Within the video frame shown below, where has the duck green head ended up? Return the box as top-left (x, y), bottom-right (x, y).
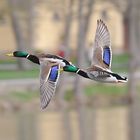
top-left (63, 65), bottom-right (89, 79)
top-left (6, 51), bottom-right (29, 58)
top-left (63, 65), bottom-right (79, 73)
top-left (6, 51), bottom-right (40, 64)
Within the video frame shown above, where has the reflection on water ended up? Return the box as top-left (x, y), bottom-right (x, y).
top-left (0, 107), bottom-right (129, 140)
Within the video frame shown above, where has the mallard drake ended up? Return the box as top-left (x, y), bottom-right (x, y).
top-left (6, 51), bottom-right (73, 109)
top-left (63, 19), bottom-right (128, 83)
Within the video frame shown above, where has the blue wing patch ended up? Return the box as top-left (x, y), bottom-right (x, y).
top-left (103, 46), bottom-right (111, 66)
top-left (48, 65), bottom-right (59, 82)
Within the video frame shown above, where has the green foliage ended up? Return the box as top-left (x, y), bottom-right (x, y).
top-left (84, 84), bottom-right (127, 96)
top-left (10, 91), bottom-right (38, 102)
top-left (64, 89), bottom-right (74, 101)
top-left (64, 84), bottom-right (127, 102)
top-left (0, 69), bottom-right (39, 79)
top-left (113, 53), bottom-right (129, 64)
top-left (0, 59), bottom-right (16, 64)
top-left (112, 53), bottom-right (129, 72)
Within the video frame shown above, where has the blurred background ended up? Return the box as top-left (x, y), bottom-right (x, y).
top-left (0, 0), bottom-right (140, 140)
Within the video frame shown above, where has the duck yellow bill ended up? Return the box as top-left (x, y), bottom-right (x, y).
top-left (6, 53), bottom-right (13, 57)
top-left (58, 68), bottom-right (63, 73)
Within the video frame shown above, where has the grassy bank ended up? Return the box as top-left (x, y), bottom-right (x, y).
top-left (0, 69), bottom-right (39, 79)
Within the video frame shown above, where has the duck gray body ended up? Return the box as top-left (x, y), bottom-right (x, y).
top-left (85, 66), bottom-right (126, 83)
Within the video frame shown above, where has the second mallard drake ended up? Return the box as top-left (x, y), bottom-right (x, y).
top-left (63, 19), bottom-right (128, 83)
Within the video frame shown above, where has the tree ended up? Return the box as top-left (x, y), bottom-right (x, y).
top-left (104, 0), bottom-right (140, 139)
top-left (57, 1), bottom-right (74, 140)
top-left (74, 0), bottom-right (94, 140)
top-left (7, 0), bottom-right (27, 69)
top-left (127, 0), bottom-right (140, 139)
top-left (7, 0), bottom-right (37, 69)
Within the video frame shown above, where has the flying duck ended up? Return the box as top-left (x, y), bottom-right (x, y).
top-left (6, 51), bottom-right (73, 109)
top-left (63, 19), bottom-right (128, 83)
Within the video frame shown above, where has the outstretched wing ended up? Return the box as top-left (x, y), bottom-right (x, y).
top-left (91, 19), bottom-right (112, 69)
top-left (40, 62), bottom-right (60, 109)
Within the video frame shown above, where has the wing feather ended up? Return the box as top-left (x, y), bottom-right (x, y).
top-left (40, 63), bottom-right (60, 109)
top-left (92, 19), bottom-right (112, 69)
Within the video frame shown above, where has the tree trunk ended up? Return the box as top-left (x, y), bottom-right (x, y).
top-left (26, 0), bottom-right (37, 52)
top-left (57, 1), bottom-right (74, 140)
top-left (74, 0), bottom-right (94, 140)
top-left (8, 0), bottom-right (27, 70)
top-left (128, 0), bottom-right (140, 139)
top-left (123, 16), bottom-right (129, 51)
